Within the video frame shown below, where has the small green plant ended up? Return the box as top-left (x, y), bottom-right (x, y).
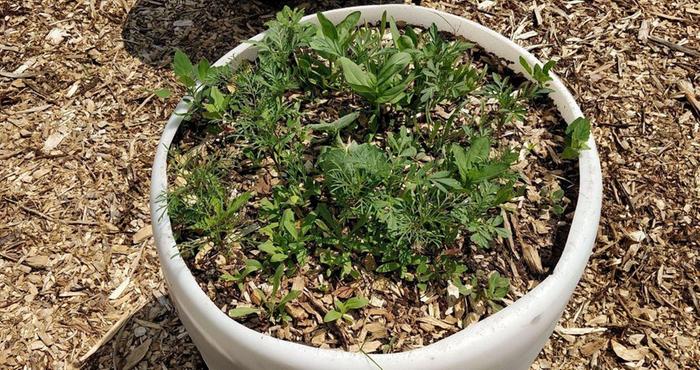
top-left (518, 56), bottom-right (556, 98)
top-left (221, 259), bottom-right (262, 291)
top-left (164, 152), bottom-right (251, 255)
top-left (310, 11), bottom-right (361, 61)
top-left (339, 52), bottom-right (413, 104)
top-left (228, 265), bottom-right (301, 323)
top-left (484, 271), bottom-right (510, 311)
top-left (323, 296), bottom-right (369, 323)
top-left (562, 117), bottom-right (591, 159)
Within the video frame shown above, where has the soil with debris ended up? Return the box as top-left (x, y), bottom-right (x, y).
top-left (0, 0), bottom-right (697, 369)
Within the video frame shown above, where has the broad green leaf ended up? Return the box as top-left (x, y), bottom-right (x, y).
top-left (258, 240), bottom-right (277, 255)
top-left (376, 262), bottom-right (400, 272)
top-left (396, 35), bottom-right (414, 50)
top-left (563, 117), bottom-right (591, 159)
top-left (210, 86), bottom-right (226, 111)
top-left (339, 57), bottom-right (375, 88)
top-left (323, 310), bottom-right (343, 323)
top-left (309, 38), bottom-right (340, 58)
top-left (228, 192), bottom-right (251, 212)
top-left (154, 88), bottom-right (171, 99)
top-left (173, 49), bottom-right (193, 78)
top-left (487, 271), bottom-right (510, 300)
top-left (220, 273), bottom-right (237, 282)
top-left (281, 208), bottom-right (298, 239)
top-left (228, 306), bottom-right (260, 318)
top-left (337, 11), bottom-right (361, 33)
top-left (196, 58), bottom-right (211, 81)
top-left (542, 60), bottom-right (556, 76)
top-left (278, 290), bottom-right (301, 306)
top-left (316, 12), bottom-right (338, 40)
top-left (378, 52), bottom-right (411, 85)
top-left (245, 259), bottom-right (263, 270)
top-left (308, 112), bottom-right (360, 133)
top-left (465, 137), bottom-right (490, 166)
top-left (344, 297), bottom-right (369, 310)
top-left (432, 177), bottom-right (462, 190)
top-left (271, 253), bottom-right (288, 262)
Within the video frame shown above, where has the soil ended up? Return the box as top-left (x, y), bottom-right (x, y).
top-left (169, 36), bottom-right (579, 353)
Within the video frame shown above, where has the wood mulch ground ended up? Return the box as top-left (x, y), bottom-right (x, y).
top-left (0, 0), bottom-right (697, 369)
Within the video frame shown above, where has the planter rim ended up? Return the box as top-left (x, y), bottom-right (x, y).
top-left (150, 4), bottom-right (602, 369)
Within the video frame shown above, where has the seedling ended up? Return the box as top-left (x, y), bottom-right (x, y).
top-left (323, 296), bottom-right (369, 323)
top-left (562, 117), bottom-right (591, 159)
top-left (484, 271), bottom-right (510, 311)
top-left (228, 265), bottom-right (301, 323)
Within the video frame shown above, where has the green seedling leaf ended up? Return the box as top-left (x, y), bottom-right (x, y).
top-left (281, 208), bottom-right (298, 239)
top-left (339, 57), bottom-right (375, 89)
top-left (378, 52), bottom-right (411, 85)
top-left (376, 262), bottom-right (401, 272)
top-left (308, 112), bottom-right (360, 133)
top-left (173, 49), bottom-right (195, 86)
top-left (259, 240), bottom-right (278, 255)
top-left (229, 306), bottom-right (260, 318)
top-left (388, 16), bottom-right (401, 49)
top-left (486, 271), bottom-right (510, 300)
top-left (562, 117), bottom-right (591, 159)
top-left (519, 56), bottom-right (532, 75)
top-left (278, 290), bottom-right (301, 306)
top-left (344, 297), bottom-right (369, 310)
top-left (336, 11), bottom-right (361, 33)
top-left (316, 12), bottom-right (338, 40)
top-left (323, 310), bottom-right (343, 323)
top-left (154, 88), bottom-right (171, 99)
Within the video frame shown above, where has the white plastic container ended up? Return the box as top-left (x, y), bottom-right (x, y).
top-left (150, 4), bottom-right (602, 370)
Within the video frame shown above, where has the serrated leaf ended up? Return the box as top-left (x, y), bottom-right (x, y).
top-left (173, 49), bottom-right (194, 85)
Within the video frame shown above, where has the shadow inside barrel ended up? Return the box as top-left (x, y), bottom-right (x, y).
top-left (121, 0), bottom-right (404, 67)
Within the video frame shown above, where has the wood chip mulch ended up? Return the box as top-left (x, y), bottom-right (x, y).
top-left (0, 0), bottom-right (697, 369)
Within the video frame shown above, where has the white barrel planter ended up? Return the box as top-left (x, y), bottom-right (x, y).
top-left (150, 4), bottom-right (602, 370)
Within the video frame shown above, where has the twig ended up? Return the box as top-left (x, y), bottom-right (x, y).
top-left (510, 214), bottom-right (543, 273)
top-left (677, 80), bottom-right (700, 116)
top-left (3, 197), bottom-right (101, 227)
top-left (0, 70), bottom-right (35, 79)
top-left (76, 299), bottom-right (148, 363)
top-left (648, 35), bottom-right (700, 58)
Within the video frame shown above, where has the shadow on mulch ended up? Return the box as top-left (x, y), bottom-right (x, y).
top-left (121, 0), bottom-right (405, 67)
top-left (83, 296), bottom-right (207, 369)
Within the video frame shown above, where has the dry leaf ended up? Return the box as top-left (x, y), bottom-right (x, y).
top-left (611, 340), bottom-right (647, 361)
top-left (122, 338), bottom-right (151, 370)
